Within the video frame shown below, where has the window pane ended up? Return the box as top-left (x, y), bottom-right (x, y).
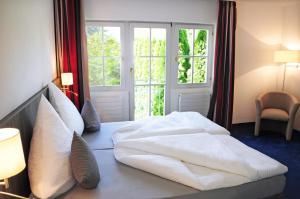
top-left (151, 86), bottom-right (165, 116)
top-left (135, 86), bottom-right (150, 120)
top-left (87, 25), bottom-right (122, 87)
top-left (88, 57), bottom-right (103, 86)
top-left (134, 28), bottom-right (150, 56)
top-left (193, 57), bottom-right (207, 83)
top-left (151, 57), bottom-right (165, 84)
top-left (134, 57), bottom-right (150, 85)
top-left (86, 26), bottom-right (103, 56)
top-left (104, 57), bottom-right (120, 86)
top-left (178, 57), bottom-right (192, 84)
top-left (103, 27), bottom-right (121, 56)
top-left (178, 29), bottom-right (193, 56)
top-left (194, 29), bottom-right (208, 56)
top-left (151, 28), bottom-right (166, 56)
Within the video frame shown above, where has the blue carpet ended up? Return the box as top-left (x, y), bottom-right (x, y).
top-left (231, 124), bottom-right (300, 199)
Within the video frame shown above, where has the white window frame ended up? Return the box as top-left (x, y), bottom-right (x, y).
top-left (86, 21), bottom-right (126, 92)
top-left (85, 21), bottom-right (215, 121)
top-left (129, 22), bottom-right (171, 120)
top-left (171, 23), bottom-right (214, 89)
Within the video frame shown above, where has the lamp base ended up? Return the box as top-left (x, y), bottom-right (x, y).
top-left (0, 179), bottom-right (9, 189)
top-left (60, 86), bottom-right (78, 96)
top-left (0, 191), bottom-right (28, 199)
top-left (0, 179), bottom-right (28, 199)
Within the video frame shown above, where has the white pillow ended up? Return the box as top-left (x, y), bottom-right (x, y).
top-left (29, 95), bottom-right (75, 198)
top-left (48, 82), bottom-right (84, 135)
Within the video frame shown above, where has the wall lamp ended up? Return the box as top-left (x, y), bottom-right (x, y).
top-left (61, 73), bottom-right (78, 96)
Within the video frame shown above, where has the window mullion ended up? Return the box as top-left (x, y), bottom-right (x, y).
top-left (102, 27), bottom-right (105, 86)
top-left (149, 28), bottom-right (152, 116)
top-left (191, 29), bottom-right (195, 84)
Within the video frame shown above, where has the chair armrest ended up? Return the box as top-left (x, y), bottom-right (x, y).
top-left (289, 101), bottom-right (300, 117)
top-left (288, 97), bottom-right (300, 117)
top-left (255, 93), bottom-right (265, 114)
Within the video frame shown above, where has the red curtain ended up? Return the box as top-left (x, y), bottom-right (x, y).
top-left (53, 0), bottom-right (89, 109)
top-left (207, 0), bottom-right (237, 130)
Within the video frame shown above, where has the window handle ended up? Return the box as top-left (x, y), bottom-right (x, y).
top-left (130, 67), bottom-right (134, 73)
top-left (175, 56), bottom-right (179, 63)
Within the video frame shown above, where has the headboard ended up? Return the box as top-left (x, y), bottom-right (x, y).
top-left (0, 87), bottom-right (48, 197)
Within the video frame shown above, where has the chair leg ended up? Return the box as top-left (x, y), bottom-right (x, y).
top-left (285, 120), bottom-right (294, 141)
top-left (254, 117), bottom-right (261, 136)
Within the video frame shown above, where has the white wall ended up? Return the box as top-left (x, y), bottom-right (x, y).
top-left (85, 0), bottom-right (217, 24)
top-left (0, 0), bottom-right (56, 120)
top-left (233, 0), bottom-right (300, 131)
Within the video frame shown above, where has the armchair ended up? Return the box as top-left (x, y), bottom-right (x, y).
top-left (255, 91), bottom-right (300, 141)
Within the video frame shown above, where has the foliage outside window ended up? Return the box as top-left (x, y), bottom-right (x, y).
top-left (86, 26), bottom-right (121, 86)
top-left (178, 28), bottom-right (208, 84)
top-left (134, 28), bottom-right (166, 119)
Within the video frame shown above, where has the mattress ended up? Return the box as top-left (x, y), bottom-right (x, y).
top-left (64, 121), bottom-right (286, 199)
top-left (60, 150), bottom-right (285, 199)
top-left (82, 121), bottom-right (129, 150)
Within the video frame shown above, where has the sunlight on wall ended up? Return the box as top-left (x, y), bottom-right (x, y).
top-left (282, 2), bottom-right (300, 51)
top-left (233, 65), bottom-right (279, 123)
top-left (236, 1), bottom-right (283, 46)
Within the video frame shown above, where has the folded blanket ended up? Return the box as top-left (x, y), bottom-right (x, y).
top-left (113, 112), bottom-right (288, 190)
top-left (112, 112), bottom-right (230, 143)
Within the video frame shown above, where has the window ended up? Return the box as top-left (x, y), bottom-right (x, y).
top-left (174, 25), bottom-right (212, 86)
top-left (86, 22), bottom-right (213, 121)
top-left (132, 25), bottom-right (167, 119)
top-left (86, 23), bottom-right (122, 87)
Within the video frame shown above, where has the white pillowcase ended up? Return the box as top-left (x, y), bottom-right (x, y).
top-left (48, 82), bottom-right (84, 135)
top-left (29, 95), bottom-right (75, 198)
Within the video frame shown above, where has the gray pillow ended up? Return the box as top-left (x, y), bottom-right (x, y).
top-left (81, 100), bottom-right (101, 132)
top-left (70, 132), bottom-right (100, 189)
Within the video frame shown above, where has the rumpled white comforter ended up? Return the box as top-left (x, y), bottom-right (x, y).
top-left (112, 112), bottom-right (288, 190)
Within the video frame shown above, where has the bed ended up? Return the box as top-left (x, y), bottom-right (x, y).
top-left (0, 87), bottom-right (286, 199)
top-left (61, 122), bottom-right (286, 199)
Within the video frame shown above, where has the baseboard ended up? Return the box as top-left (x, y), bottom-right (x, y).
top-left (232, 122), bottom-right (300, 134)
top-left (232, 122), bottom-right (254, 127)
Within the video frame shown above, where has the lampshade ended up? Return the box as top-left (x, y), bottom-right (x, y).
top-left (0, 128), bottom-right (26, 180)
top-left (274, 50), bottom-right (300, 63)
top-left (61, 73), bottom-right (74, 86)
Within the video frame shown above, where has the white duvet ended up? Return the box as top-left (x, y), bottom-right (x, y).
top-left (112, 112), bottom-right (287, 190)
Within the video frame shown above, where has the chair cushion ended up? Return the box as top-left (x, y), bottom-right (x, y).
top-left (261, 108), bottom-right (289, 121)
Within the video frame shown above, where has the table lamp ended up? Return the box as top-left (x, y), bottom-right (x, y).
top-left (0, 128), bottom-right (28, 199)
top-left (274, 50), bottom-right (300, 90)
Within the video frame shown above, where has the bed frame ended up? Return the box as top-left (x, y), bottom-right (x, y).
top-left (0, 86), bottom-right (286, 199)
top-left (0, 87), bottom-right (48, 197)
